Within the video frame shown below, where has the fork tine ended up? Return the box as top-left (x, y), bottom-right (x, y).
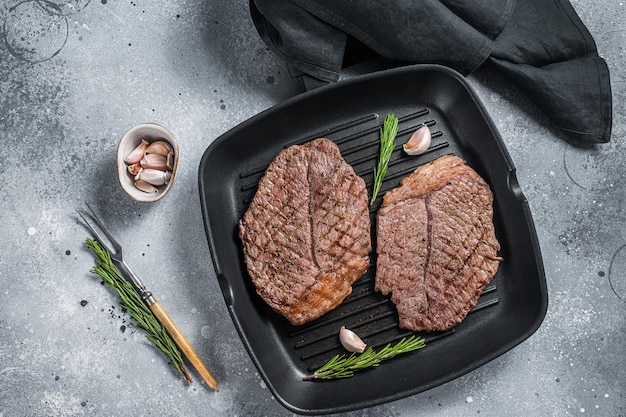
top-left (77, 209), bottom-right (111, 251)
top-left (82, 203), bottom-right (122, 255)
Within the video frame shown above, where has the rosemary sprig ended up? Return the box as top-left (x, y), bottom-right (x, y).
top-left (84, 238), bottom-right (191, 382)
top-left (302, 335), bottom-right (426, 380)
top-left (371, 113), bottom-right (399, 205)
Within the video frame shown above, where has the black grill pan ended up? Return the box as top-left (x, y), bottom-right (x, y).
top-left (198, 64), bottom-right (547, 415)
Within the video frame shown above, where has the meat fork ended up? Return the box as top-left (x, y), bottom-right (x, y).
top-left (78, 204), bottom-right (218, 389)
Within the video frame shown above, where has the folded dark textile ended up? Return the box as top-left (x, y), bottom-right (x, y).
top-left (250, 0), bottom-right (612, 143)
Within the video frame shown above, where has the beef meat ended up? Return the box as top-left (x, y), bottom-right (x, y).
top-left (375, 155), bottom-right (502, 332)
top-left (239, 138), bottom-right (371, 325)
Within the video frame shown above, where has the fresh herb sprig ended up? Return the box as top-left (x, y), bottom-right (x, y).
top-left (371, 113), bottom-right (399, 205)
top-left (85, 238), bottom-right (191, 382)
top-left (302, 335), bottom-right (425, 380)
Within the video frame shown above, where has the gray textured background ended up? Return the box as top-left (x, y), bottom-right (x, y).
top-left (0, 0), bottom-right (624, 416)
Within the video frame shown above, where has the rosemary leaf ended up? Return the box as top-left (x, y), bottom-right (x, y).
top-left (85, 238), bottom-right (189, 382)
top-left (371, 113), bottom-right (399, 205)
top-left (302, 335), bottom-right (426, 381)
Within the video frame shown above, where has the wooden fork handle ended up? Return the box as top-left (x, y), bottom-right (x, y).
top-left (149, 301), bottom-right (218, 389)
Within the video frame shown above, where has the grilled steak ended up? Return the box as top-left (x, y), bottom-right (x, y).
top-left (375, 155), bottom-right (502, 332)
top-left (239, 138), bottom-right (371, 325)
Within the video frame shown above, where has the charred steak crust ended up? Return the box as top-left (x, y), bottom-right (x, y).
top-left (375, 155), bottom-right (502, 332)
top-left (239, 138), bottom-right (371, 325)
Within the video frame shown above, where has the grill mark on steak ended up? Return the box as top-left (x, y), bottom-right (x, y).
top-left (375, 155), bottom-right (502, 332)
top-left (423, 194), bottom-right (433, 318)
top-left (307, 161), bottom-right (322, 274)
top-left (239, 138), bottom-right (371, 326)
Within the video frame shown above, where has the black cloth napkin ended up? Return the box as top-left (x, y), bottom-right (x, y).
top-left (250, 0), bottom-right (612, 143)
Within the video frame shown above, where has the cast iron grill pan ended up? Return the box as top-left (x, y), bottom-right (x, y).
top-left (199, 65), bottom-right (547, 415)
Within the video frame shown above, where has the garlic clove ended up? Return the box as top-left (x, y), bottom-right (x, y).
top-left (403, 124), bottom-right (432, 156)
top-left (127, 163), bottom-right (141, 176)
top-left (134, 179), bottom-right (159, 194)
top-left (135, 168), bottom-right (171, 186)
top-left (166, 151), bottom-right (174, 170)
top-left (124, 139), bottom-right (149, 164)
top-left (339, 326), bottom-right (367, 353)
top-left (145, 140), bottom-right (173, 157)
top-left (140, 153), bottom-right (171, 171)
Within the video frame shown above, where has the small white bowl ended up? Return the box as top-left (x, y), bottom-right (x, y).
top-left (117, 123), bottom-right (179, 202)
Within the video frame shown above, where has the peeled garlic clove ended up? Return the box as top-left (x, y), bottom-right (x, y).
top-left (140, 153), bottom-right (171, 171)
top-left (145, 140), bottom-right (173, 156)
top-left (403, 124), bottom-right (431, 156)
top-left (127, 163), bottom-right (141, 176)
top-left (135, 168), bottom-right (171, 186)
top-left (339, 326), bottom-right (367, 353)
top-left (124, 139), bottom-right (149, 164)
top-left (134, 179), bottom-right (159, 194)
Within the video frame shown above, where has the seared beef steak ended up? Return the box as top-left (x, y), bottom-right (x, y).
top-left (239, 138), bottom-right (371, 325)
top-left (375, 155), bottom-right (502, 332)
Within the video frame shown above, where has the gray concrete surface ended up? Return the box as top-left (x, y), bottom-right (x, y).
top-left (0, 0), bottom-right (624, 416)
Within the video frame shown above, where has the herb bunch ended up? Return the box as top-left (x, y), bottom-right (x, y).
top-left (371, 113), bottom-right (399, 205)
top-left (85, 238), bottom-right (190, 382)
top-left (302, 335), bottom-right (426, 380)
